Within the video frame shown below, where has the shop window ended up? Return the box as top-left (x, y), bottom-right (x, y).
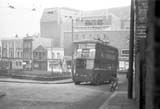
top-left (16, 61), bottom-right (18, 66)
top-left (19, 62), bottom-right (22, 66)
top-left (57, 53), bottom-right (61, 59)
top-left (52, 52), bottom-right (55, 59)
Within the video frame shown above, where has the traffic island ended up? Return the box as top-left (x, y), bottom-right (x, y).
top-left (0, 92), bottom-right (6, 97)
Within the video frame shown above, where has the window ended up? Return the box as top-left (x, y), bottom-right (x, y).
top-left (57, 53), bottom-right (61, 59)
top-left (76, 59), bottom-right (86, 69)
top-left (17, 52), bottom-right (19, 58)
top-left (97, 20), bottom-right (103, 25)
top-left (47, 11), bottom-right (54, 14)
top-left (52, 52), bottom-right (55, 59)
top-left (16, 61), bottom-right (18, 66)
top-left (82, 34), bottom-right (85, 39)
top-left (19, 62), bottom-right (22, 66)
top-left (121, 49), bottom-right (129, 55)
top-left (75, 34), bottom-right (79, 40)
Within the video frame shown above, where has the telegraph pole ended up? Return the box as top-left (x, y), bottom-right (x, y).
top-left (128, 0), bottom-right (135, 99)
top-left (71, 18), bottom-right (74, 80)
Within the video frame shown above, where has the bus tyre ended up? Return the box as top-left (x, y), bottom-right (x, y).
top-left (74, 81), bottom-right (80, 85)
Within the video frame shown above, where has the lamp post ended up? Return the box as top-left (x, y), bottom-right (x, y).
top-left (65, 16), bottom-right (74, 79)
top-left (128, 0), bottom-right (135, 99)
top-left (71, 18), bottom-right (74, 80)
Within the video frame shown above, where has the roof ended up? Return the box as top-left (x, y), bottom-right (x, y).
top-left (33, 37), bottom-right (53, 49)
top-left (33, 45), bottom-right (47, 52)
top-left (73, 39), bottom-right (116, 49)
top-left (108, 6), bottom-right (130, 20)
top-left (74, 39), bottom-right (103, 43)
top-left (40, 8), bottom-right (59, 22)
top-left (81, 9), bottom-right (108, 18)
top-left (1, 37), bottom-right (23, 40)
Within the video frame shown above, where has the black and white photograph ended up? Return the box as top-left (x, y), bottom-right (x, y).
top-left (0, 0), bottom-right (158, 109)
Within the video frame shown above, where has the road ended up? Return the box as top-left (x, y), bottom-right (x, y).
top-left (0, 82), bottom-right (112, 109)
top-left (0, 73), bottom-right (127, 109)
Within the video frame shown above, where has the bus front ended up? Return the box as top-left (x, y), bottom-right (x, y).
top-left (73, 42), bottom-right (96, 84)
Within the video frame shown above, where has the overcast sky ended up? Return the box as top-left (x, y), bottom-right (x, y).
top-left (0, 0), bottom-right (131, 38)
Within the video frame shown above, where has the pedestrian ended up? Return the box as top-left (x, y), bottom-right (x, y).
top-left (110, 76), bottom-right (119, 92)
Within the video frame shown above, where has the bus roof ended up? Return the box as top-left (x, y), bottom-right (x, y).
top-left (73, 39), bottom-right (118, 51)
top-left (73, 39), bottom-right (104, 44)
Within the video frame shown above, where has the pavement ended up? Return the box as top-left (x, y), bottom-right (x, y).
top-left (99, 91), bottom-right (137, 109)
top-left (99, 73), bottom-right (137, 109)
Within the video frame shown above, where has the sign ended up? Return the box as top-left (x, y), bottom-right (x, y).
top-left (81, 49), bottom-right (89, 57)
top-left (22, 62), bottom-right (26, 65)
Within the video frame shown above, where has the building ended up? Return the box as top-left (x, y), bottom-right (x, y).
top-left (47, 47), bottom-right (64, 72)
top-left (23, 35), bottom-right (53, 71)
top-left (33, 45), bottom-right (47, 71)
top-left (0, 41), bottom-right (2, 59)
top-left (40, 6), bottom-right (130, 49)
top-left (23, 36), bottom-right (33, 70)
top-left (40, 7), bottom-right (80, 48)
top-left (1, 37), bottom-right (23, 70)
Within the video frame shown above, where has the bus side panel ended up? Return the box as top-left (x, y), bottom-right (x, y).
top-left (93, 70), bottom-right (116, 82)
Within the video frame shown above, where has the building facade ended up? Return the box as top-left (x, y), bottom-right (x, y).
top-left (23, 37), bottom-right (33, 70)
top-left (40, 7), bottom-right (80, 48)
top-left (47, 48), bottom-right (64, 72)
top-left (33, 45), bottom-right (47, 71)
top-left (1, 37), bottom-right (23, 70)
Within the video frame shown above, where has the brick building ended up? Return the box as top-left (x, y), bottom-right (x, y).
top-left (134, 0), bottom-right (160, 109)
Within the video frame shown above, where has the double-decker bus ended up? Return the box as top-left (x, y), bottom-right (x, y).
top-left (73, 40), bottom-right (119, 85)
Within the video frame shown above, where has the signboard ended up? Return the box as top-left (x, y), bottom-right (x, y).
top-left (78, 43), bottom-right (95, 49)
top-left (81, 49), bottom-right (90, 57)
top-left (86, 60), bottom-right (94, 69)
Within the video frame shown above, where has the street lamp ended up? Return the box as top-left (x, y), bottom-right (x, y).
top-left (128, 0), bottom-right (135, 99)
top-left (65, 16), bottom-right (74, 79)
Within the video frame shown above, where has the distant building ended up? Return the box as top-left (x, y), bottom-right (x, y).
top-left (40, 7), bottom-right (80, 48)
top-left (1, 37), bottom-right (23, 70)
top-left (23, 36), bottom-right (33, 70)
top-left (0, 41), bottom-right (2, 59)
top-left (23, 35), bottom-right (53, 71)
top-left (47, 47), bottom-right (65, 72)
top-left (33, 45), bottom-right (47, 71)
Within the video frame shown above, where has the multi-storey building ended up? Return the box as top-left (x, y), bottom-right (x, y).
top-left (40, 7), bottom-right (80, 48)
top-left (1, 37), bottom-right (23, 70)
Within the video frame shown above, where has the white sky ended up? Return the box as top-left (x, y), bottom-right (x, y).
top-left (0, 0), bottom-right (131, 38)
